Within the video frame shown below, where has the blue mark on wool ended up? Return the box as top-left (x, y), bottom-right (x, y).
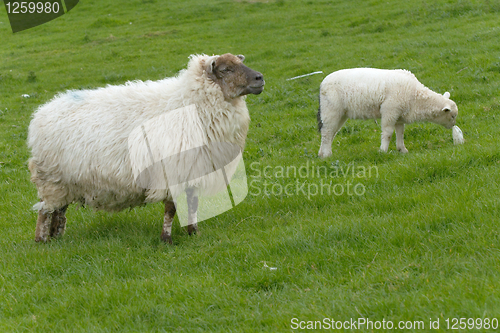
top-left (67, 90), bottom-right (86, 102)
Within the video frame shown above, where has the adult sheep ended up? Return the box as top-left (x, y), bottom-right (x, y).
top-left (317, 68), bottom-right (458, 157)
top-left (28, 53), bottom-right (264, 243)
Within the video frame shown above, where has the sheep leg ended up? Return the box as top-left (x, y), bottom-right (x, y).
top-left (161, 200), bottom-right (176, 244)
top-left (380, 119), bottom-right (394, 153)
top-left (35, 210), bottom-right (52, 242)
top-left (186, 188), bottom-right (199, 235)
top-left (395, 122), bottom-right (408, 153)
top-left (379, 99), bottom-right (404, 153)
top-left (49, 205), bottom-right (68, 238)
top-left (318, 114), bottom-right (348, 158)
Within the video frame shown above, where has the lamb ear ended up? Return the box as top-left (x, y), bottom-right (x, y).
top-left (443, 92), bottom-right (450, 99)
top-left (237, 54), bottom-right (245, 61)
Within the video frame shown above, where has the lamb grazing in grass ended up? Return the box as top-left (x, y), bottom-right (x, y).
top-left (317, 68), bottom-right (458, 157)
top-left (28, 53), bottom-right (264, 243)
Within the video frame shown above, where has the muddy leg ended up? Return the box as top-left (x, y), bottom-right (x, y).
top-left (161, 200), bottom-right (176, 244)
top-left (186, 188), bottom-right (199, 235)
top-left (35, 210), bottom-right (52, 242)
top-left (50, 205), bottom-right (68, 238)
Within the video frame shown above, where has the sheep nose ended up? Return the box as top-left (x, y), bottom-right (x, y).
top-left (255, 72), bottom-right (264, 81)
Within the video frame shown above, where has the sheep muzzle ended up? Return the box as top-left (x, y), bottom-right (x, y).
top-left (209, 53), bottom-right (265, 98)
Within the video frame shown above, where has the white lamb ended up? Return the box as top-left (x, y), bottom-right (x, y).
top-left (28, 53), bottom-right (265, 243)
top-left (317, 68), bottom-right (458, 157)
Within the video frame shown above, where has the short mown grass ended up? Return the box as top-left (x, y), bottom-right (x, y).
top-left (1, 0), bottom-right (500, 331)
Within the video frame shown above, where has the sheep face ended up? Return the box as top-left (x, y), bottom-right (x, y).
top-left (207, 53), bottom-right (265, 99)
top-left (432, 94), bottom-right (458, 129)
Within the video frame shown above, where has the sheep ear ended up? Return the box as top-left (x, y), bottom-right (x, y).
top-left (442, 107), bottom-right (451, 112)
top-left (443, 92), bottom-right (450, 99)
top-left (205, 56), bottom-right (218, 74)
top-left (237, 54), bottom-right (245, 61)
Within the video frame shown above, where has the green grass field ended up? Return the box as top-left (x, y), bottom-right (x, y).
top-left (1, 0), bottom-right (500, 331)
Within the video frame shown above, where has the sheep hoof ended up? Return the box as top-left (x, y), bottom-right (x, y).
top-left (161, 233), bottom-right (173, 244)
top-left (318, 150), bottom-right (332, 158)
top-left (35, 236), bottom-right (49, 243)
top-left (398, 147), bottom-right (409, 153)
top-left (187, 224), bottom-right (199, 236)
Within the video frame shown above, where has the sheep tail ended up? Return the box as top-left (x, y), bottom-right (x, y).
top-left (317, 92), bottom-right (323, 132)
top-left (32, 201), bottom-right (45, 211)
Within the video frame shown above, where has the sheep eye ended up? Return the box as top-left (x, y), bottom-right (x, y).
top-left (221, 67), bottom-right (233, 73)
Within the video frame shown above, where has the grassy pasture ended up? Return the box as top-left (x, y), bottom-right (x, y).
top-left (1, 0), bottom-right (500, 331)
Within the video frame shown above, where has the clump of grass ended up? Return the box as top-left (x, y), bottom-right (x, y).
top-left (90, 17), bottom-right (128, 29)
top-left (83, 33), bottom-right (91, 43)
top-left (320, 30), bottom-right (330, 37)
top-left (27, 71), bottom-right (36, 82)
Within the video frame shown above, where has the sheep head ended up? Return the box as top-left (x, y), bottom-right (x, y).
top-left (206, 53), bottom-right (265, 100)
top-left (432, 92), bottom-right (458, 129)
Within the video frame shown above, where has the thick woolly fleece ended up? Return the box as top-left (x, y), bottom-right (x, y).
top-left (28, 54), bottom-right (250, 212)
